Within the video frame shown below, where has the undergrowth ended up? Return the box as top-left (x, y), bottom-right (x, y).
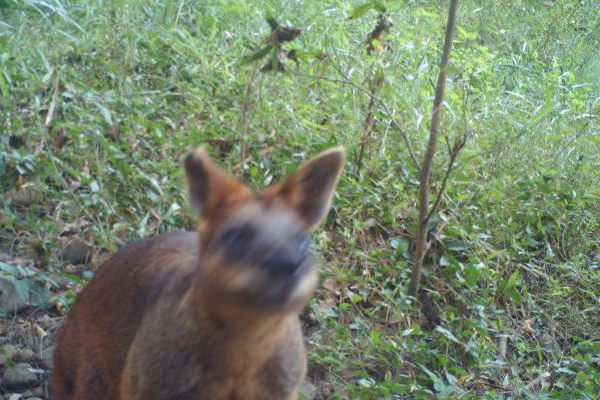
top-left (1, 1), bottom-right (599, 398)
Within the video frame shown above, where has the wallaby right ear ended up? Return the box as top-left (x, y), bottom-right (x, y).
top-left (184, 146), bottom-right (251, 219)
top-left (264, 147), bottom-right (345, 231)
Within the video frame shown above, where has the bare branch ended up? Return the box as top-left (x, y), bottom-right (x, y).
top-left (426, 134), bottom-right (467, 222)
top-left (45, 77), bottom-right (60, 131)
top-left (293, 71), bottom-right (420, 168)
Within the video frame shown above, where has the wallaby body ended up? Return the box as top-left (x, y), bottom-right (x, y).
top-left (52, 146), bottom-right (344, 400)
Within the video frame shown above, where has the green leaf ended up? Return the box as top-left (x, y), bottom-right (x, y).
top-left (434, 326), bottom-right (461, 344)
top-left (271, 45), bottom-right (280, 71)
top-left (401, 328), bottom-right (414, 336)
top-left (240, 45), bottom-right (273, 66)
top-left (507, 270), bottom-right (519, 288)
top-left (447, 240), bottom-right (469, 252)
top-left (519, 100), bottom-right (556, 138)
top-left (58, 272), bottom-right (84, 284)
top-left (350, 2), bottom-right (387, 20)
top-left (0, 71), bottom-right (9, 99)
top-left (373, 1), bottom-right (387, 13)
top-left (349, 3), bottom-right (375, 20)
top-left (13, 279), bottom-right (29, 301)
top-left (390, 238), bottom-right (408, 253)
top-left (505, 287), bottom-right (522, 304)
top-left (465, 265), bottom-right (480, 288)
top-left (0, 262), bottom-right (18, 275)
top-left (29, 284), bottom-right (51, 308)
top-left (96, 103), bottom-right (113, 125)
top-left (90, 180), bottom-right (100, 192)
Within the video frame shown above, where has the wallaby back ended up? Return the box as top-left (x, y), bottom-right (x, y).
top-left (51, 146), bottom-right (344, 400)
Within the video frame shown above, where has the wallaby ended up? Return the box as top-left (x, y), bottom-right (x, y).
top-left (51, 145), bottom-right (344, 400)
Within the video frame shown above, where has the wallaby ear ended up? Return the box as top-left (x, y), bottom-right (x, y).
top-left (268, 147), bottom-right (345, 230)
top-left (184, 146), bottom-right (251, 219)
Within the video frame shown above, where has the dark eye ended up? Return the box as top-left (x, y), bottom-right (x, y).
top-left (221, 227), bottom-right (246, 246)
top-left (297, 235), bottom-right (311, 254)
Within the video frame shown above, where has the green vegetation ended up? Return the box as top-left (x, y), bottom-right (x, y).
top-left (1, 1), bottom-right (599, 398)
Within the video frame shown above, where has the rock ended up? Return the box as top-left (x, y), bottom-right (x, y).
top-left (540, 333), bottom-right (560, 353)
top-left (0, 275), bottom-right (28, 313)
top-left (6, 183), bottom-right (38, 207)
top-left (61, 239), bottom-right (92, 265)
top-left (22, 337), bottom-right (41, 353)
top-left (21, 385), bottom-right (44, 398)
top-left (14, 348), bottom-right (35, 363)
top-left (2, 363), bottom-right (38, 390)
top-left (300, 380), bottom-right (318, 400)
top-left (0, 344), bottom-right (19, 368)
top-left (39, 346), bottom-right (55, 369)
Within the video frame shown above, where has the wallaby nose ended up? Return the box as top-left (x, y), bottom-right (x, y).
top-left (262, 247), bottom-right (308, 278)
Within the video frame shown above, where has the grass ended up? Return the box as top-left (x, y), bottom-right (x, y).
top-left (1, 0), bottom-right (600, 398)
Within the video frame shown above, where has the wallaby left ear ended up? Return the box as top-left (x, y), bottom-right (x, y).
top-left (268, 147), bottom-right (345, 230)
top-left (184, 146), bottom-right (252, 220)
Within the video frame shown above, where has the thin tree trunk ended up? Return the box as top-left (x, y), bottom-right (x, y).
top-left (408, 0), bottom-right (459, 298)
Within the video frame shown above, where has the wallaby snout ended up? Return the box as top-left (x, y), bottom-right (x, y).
top-left (201, 202), bottom-right (318, 309)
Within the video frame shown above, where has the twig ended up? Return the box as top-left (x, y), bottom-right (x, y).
top-left (524, 372), bottom-right (551, 390)
top-left (426, 134), bottom-right (467, 222)
top-left (240, 66), bottom-right (259, 174)
top-left (44, 77), bottom-right (60, 131)
top-left (408, 0), bottom-right (459, 298)
top-left (357, 72), bottom-right (384, 173)
top-left (34, 77), bottom-right (60, 156)
top-left (293, 70), bottom-right (419, 168)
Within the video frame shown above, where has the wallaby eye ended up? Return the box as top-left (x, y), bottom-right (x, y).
top-left (220, 224), bottom-right (255, 248)
top-left (221, 227), bottom-right (246, 246)
top-left (297, 235), bottom-right (311, 254)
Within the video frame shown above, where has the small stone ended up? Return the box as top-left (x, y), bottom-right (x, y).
top-left (2, 363), bottom-right (39, 390)
top-left (61, 239), bottom-right (92, 265)
top-left (0, 275), bottom-right (28, 313)
top-left (7, 183), bottom-right (38, 207)
top-left (0, 344), bottom-right (19, 368)
top-left (14, 348), bottom-right (35, 363)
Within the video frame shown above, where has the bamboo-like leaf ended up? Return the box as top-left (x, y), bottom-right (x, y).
top-left (350, 3), bottom-right (374, 20)
top-left (240, 45), bottom-right (273, 66)
top-left (350, 2), bottom-right (387, 20)
top-left (372, 1), bottom-right (387, 13)
top-left (271, 46), bottom-right (280, 71)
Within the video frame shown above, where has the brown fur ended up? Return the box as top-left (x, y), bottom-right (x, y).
top-left (51, 146), bottom-right (344, 400)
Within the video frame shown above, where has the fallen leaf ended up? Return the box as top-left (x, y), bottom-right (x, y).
top-left (523, 319), bottom-right (534, 335)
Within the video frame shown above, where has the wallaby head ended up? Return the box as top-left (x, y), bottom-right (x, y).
top-left (184, 146), bottom-right (344, 313)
